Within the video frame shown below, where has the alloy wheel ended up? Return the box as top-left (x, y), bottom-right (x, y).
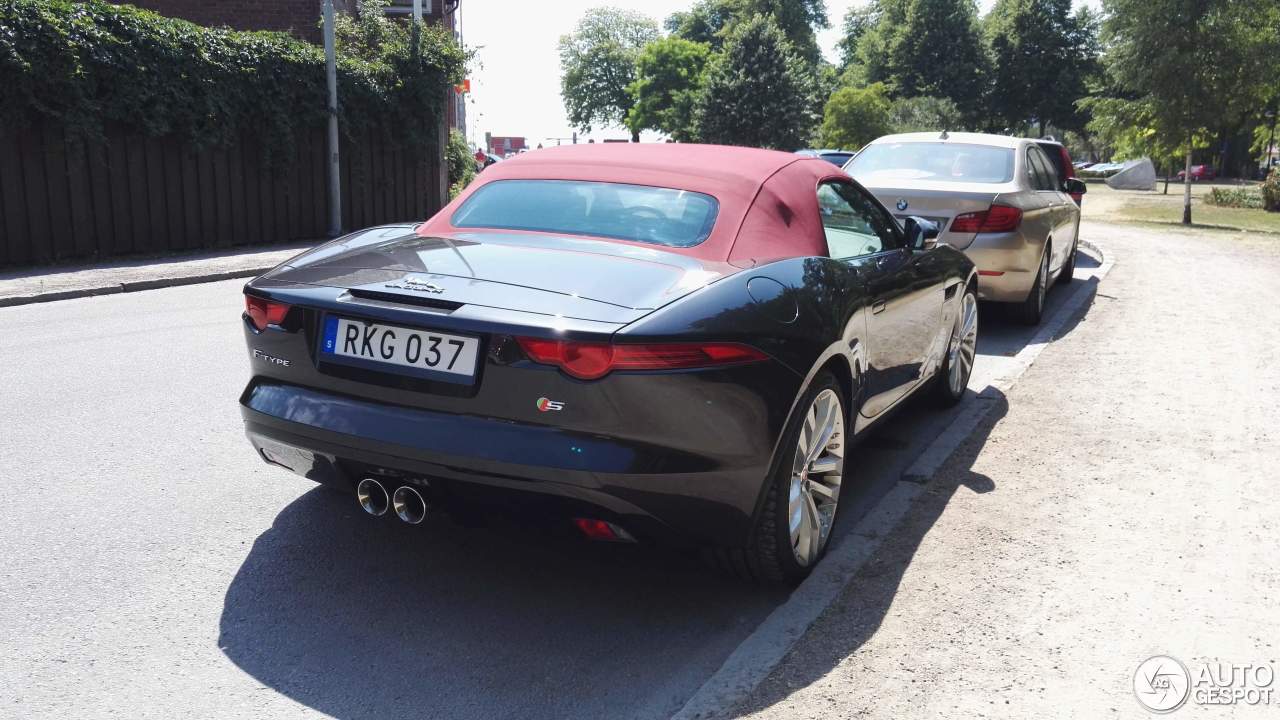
top-left (1036, 251), bottom-right (1049, 311)
top-left (949, 291), bottom-right (978, 396)
top-left (788, 388), bottom-right (845, 567)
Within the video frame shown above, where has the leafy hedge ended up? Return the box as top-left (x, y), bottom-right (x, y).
top-left (1204, 186), bottom-right (1264, 209)
top-left (0, 0), bottom-right (465, 158)
top-left (1264, 169), bottom-right (1280, 212)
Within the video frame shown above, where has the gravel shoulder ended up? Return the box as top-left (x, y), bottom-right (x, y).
top-left (733, 221), bottom-right (1280, 718)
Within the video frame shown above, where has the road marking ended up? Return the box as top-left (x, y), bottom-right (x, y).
top-left (672, 240), bottom-right (1115, 720)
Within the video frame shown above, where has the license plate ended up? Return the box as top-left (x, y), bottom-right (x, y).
top-left (321, 316), bottom-right (480, 382)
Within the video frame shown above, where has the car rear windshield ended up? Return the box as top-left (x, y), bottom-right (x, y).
top-left (847, 142), bottom-right (1015, 184)
top-left (451, 179), bottom-right (719, 247)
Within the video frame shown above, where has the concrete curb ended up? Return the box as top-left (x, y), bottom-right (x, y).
top-left (0, 266), bottom-right (272, 309)
top-left (673, 240), bottom-right (1115, 720)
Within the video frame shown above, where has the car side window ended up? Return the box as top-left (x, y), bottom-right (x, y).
top-left (817, 181), bottom-right (901, 259)
top-left (1026, 148), bottom-right (1057, 191)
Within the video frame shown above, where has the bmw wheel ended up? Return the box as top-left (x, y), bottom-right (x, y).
top-left (1015, 246), bottom-right (1050, 326)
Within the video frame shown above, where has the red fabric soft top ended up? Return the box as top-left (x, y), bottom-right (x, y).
top-left (419, 143), bottom-right (843, 264)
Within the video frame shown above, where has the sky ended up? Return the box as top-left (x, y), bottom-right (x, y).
top-left (458, 0), bottom-right (1101, 149)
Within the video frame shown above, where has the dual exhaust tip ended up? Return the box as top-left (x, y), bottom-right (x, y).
top-left (356, 478), bottom-right (428, 525)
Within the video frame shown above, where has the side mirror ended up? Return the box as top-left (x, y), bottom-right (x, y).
top-left (903, 216), bottom-right (940, 250)
top-left (1063, 178), bottom-right (1087, 195)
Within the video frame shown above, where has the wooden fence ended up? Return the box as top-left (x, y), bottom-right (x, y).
top-left (0, 123), bottom-right (445, 267)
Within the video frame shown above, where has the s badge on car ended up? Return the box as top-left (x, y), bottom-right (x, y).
top-left (896, 198), bottom-right (909, 211)
top-left (536, 397), bottom-right (564, 412)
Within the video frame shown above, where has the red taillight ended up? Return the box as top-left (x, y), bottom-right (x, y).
top-left (950, 204), bottom-right (1023, 234)
top-left (516, 337), bottom-right (768, 380)
top-left (245, 295), bottom-right (290, 331)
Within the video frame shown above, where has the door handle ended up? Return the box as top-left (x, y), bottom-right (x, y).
top-left (871, 300), bottom-right (886, 315)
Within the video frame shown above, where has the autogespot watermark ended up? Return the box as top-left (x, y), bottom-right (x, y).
top-left (1133, 655), bottom-right (1276, 713)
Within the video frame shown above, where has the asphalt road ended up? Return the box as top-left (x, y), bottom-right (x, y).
top-left (0, 249), bottom-right (1103, 720)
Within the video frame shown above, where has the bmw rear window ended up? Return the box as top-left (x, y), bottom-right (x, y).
top-left (848, 142), bottom-right (1015, 184)
top-left (451, 180), bottom-right (719, 248)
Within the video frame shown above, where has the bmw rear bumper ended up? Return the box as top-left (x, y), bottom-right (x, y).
top-left (240, 380), bottom-right (785, 547)
top-left (962, 231), bottom-right (1044, 303)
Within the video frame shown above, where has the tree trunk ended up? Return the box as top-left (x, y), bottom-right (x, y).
top-left (1182, 147), bottom-right (1193, 225)
top-left (1163, 159), bottom-right (1169, 194)
top-left (631, 129), bottom-right (640, 143)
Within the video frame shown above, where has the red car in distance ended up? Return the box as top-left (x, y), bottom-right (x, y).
top-left (1177, 165), bottom-right (1217, 181)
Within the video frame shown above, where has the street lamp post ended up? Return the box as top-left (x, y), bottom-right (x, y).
top-left (322, 0), bottom-right (342, 238)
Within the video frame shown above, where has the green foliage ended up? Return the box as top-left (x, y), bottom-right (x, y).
top-left (1204, 187), bottom-right (1264, 209)
top-left (694, 15), bottom-right (816, 150)
top-left (835, 5), bottom-right (879, 70)
top-left (984, 0), bottom-right (1098, 134)
top-left (0, 0), bottom-right (465, 158)
top-left (841, 0), bottom-right (991, 124)
top-left (558, 7), bottom-right (659, 141)
top-left (666, 0), bottom-right (827, 65)
top-left (819, 82), bottom-right (892, 150)
top-left (626, 37), bottom-right (710, 142)
top-left (888, 95), bottom-right (964, 133)
top-left (446, 128), bottom-right (476, 200)
top-left (1264, 169), bottom-right (1280, 212)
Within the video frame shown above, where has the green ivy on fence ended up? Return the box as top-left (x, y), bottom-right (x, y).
top-left (0, 0), bottom-right (465, 161)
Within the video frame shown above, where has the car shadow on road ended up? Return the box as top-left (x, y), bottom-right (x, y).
top-left (730, 390), bottom-right (1010, 718)
top-left (217, 485), bottom-right (787, 720)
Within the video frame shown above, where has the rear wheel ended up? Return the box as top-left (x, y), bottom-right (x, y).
top-left (1059, 239), bottom-right (1077, 283)
top-left (1014, 247), bottom-right (1050, 326)
top-left (713, 372), bottom-right (846, 584)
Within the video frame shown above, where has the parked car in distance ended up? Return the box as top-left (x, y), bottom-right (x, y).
top-left (844, 131), bottom-right (1085, 325)
top-left (1177, 164), bottom-right (1217, 181)
top-left (239, 143), bottom-right (978, 583)
top-left (1035, 137), bottom-right (1083, 206)
top-left (796, 148), bottom-right (856, 167)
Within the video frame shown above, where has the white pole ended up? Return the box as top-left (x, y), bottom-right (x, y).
top-left (323, 0), bottom-right (342, 237)
top-left (412, 0), bottom-right (422, 23)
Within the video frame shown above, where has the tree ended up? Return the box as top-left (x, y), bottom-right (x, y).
top-left (1100, 0), bottom-right (1278, 223)
top-left (835, 5), bottom-right (880, 71)
top-left (819, 83), bottom-right (893, 149)
top-left (558, 7), bottom-right (659, 142)
top-left (666, 0), bottom-right (828, 65)
top-left (984, 0), bottom-right (1099, 136)
top-left (694, 15), bottom-right (816, 150)
top-left (840, 0), bottom-right (991, 124)
top-left (626, 37), bottom-right (711, 142)
top-left (889, 96), bottom-right (965, 133)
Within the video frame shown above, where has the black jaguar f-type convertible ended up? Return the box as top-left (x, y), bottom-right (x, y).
top-left (239, 143), bottom-right (977, 583)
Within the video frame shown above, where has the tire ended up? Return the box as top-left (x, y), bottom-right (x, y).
top-left (711, 371), bottom-right (847, 584)
top-left (933, 285), bottom-right (978, 407)
top-left (1059, 239), bottom-right (1077, 284)
top-left (1013, 246), bottom-right (1049, 326)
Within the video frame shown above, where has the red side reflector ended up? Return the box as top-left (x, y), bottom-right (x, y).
top-left (950, 204), bottom-right (1023, 234)
top-left (245, 295), bottom-right (290, 331)
top-left (516, 338), bottom-right (768, 380)
top-left (573, 518), bottom-right (635, 542)
top-left (977, 270), bottom-right (1005, 276)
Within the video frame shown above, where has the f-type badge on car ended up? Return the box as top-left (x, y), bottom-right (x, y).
top-left (238, 143), bottom-right (978, 583)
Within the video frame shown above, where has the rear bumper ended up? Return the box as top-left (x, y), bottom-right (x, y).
top-left (241, 380), bottom-right (780, 547)
top-left (963, 231), bottom-right (1042, 303)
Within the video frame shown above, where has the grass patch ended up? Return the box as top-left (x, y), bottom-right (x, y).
top-left (1082, 182), bottom-right (1280, 235)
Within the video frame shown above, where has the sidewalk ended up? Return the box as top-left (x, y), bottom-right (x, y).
top-left (0, 242), bottom-right (316, 308)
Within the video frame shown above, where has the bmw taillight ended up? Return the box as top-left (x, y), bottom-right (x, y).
top-left (950, 204), bottom-right (1023, 234)
top-left (515, 338), bottom-right (768, 380)
top-left (245, 295), bottom-right (291, 331)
